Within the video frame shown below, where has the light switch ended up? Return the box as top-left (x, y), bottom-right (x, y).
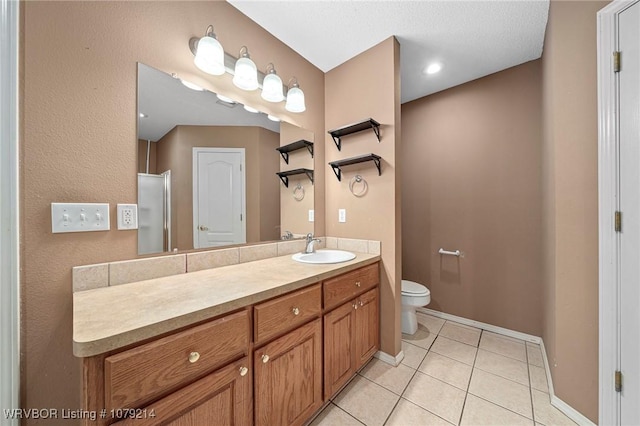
top-left (308, 209), bottom-right (314, 222)
top-left (338, 209), bottom-right (346, 223)
top-left (51, 203), bottom-right (110, 233)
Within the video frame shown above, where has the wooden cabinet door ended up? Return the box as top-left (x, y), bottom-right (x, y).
top-left (355, 288), bottom-right (379, 369)
top-left (323, 300), bottom-right (356, 399)
top-left (254, 319), bottom-right (322, 426)
top-left (114, 357), bottom-right (252, 426)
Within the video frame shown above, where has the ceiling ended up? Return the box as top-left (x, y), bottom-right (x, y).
top-left (227, 0), bottom-right (550, 103)
top-left (138, 63), bottom-right (279, 142)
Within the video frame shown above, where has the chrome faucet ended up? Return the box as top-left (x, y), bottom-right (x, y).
top-left (304, 233), bottom-right (321, 254)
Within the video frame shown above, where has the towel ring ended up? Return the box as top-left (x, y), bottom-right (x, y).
top-left (349, 175), bottom-right (368, 197)
top-left (293, 184), bottom-right (305, 201)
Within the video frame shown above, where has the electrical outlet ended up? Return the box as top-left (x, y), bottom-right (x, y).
top-left (51, 203), bottom-right (110, 233)
top-left (308, 209), bottom-right (314, 222)
top-left (338, 209), bottom-right (346, 223)
top-left (117, 204), bottom-right (138, 230)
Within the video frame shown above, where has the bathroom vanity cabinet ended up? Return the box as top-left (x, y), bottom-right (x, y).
top-left (79, 260), bottom-right (379, 426)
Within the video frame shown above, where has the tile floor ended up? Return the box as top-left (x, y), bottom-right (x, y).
top-left (311, 312), bottom-right (577, 426)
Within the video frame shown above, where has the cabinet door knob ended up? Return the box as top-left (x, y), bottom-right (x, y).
top-left (188, 351), bottom-right (200, 363)
top-left (292, 307), bottom-right (300, 316)
top-left (355, 281), bottom-right (361, 287)
top-left (352, 303), bottom-right (358, 310)
top-left (359, 300), bottom-right (364, 307)
top-left (199, 225), bottom-right (209, 231)
top-left (239, 366), bottom-right (248, 376)
top-left (262, 354), bottom-right (270, 363)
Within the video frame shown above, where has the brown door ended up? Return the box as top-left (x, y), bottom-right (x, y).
top-left (254, 319), bottom-right (323, 426)
top-left (115, 357), bottom-right (252, 426)
top-left (355, 288), bottom-right (380, 369)
top-left (323, 301), bottom-right (356, 399)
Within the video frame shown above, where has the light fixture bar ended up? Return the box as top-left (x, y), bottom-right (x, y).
top-left (189, 37), bottom-right (289, 96)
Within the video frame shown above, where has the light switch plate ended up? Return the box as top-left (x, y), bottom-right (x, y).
top-left (51, 203), bottom-right (110, 233)
top-left (308, 209), bottom-right (314, 222)
top-left (117, 204), bottom-right (138, 230)
top-left (338, 209), bottom-right (346, 223)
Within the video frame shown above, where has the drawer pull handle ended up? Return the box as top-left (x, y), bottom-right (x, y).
top-left (239, 366), bottom-right (248, 377)
top-left (262, 354), bottom-right (270, 363)
top-left (188, 351), bottom-right (200, 363)
top-left (292, 307), bottom-right (300, 316)
top-left (355, 281), bottom-right (361, 287)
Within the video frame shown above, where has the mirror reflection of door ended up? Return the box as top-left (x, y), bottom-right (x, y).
top-left (193, 147), bottom-right (246, 248)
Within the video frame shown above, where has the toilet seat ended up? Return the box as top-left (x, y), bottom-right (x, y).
top-left (401, 280), bottom-right (430, 297)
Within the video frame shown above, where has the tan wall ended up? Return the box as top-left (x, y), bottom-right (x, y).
top-left (155, 125), bottom-right (280, 250)
top-left (21, 1), bottom-right (324, 420)
top-left (325, 37), bottom-right (402, 356)
top-left (402, 60), bottom-right (544, 336)
top-left (541, 1), bottom-right (605, 421)
top-left (137, 139), bottom-right (157, 174)
top-left (280, 121), bottom-right (314, 237)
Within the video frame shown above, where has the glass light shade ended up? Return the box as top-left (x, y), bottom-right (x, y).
top-left (285, 86), bottom-right (306, 113)
top-left (261, 72), bottom-right (284, 102)
top-left (233, 57), bottom-right (259, 91)
top-left (267, 114), bottom-right (280, 122)
top-left (216, 94), bottom-right (235, 104)
top-left (194, 35), bottom-right (225, 76)
top-left (243, 105), bottom-right (259, 113)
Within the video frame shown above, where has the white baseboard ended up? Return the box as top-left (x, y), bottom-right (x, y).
top-left (418, 308), bottom-right (541, 344)
top-left (374, 350), bottom-right (405, 367)
top-left (419, 308), bottom-right (595, 425)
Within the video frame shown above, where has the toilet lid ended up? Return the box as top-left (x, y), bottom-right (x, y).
top-left (401, 280), bottom-right (430, 296)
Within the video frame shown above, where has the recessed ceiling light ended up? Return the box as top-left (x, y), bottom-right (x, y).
top-left (424, 63), bottom-right (442, 75)
top-left (139, 113), bottom-right (148, 118)
top-left (180, 79), bottom-right (204, 91)
top-left (243, 105), bottom-right (259, 113)
top-left (267, 115), bottom-right (281, 122)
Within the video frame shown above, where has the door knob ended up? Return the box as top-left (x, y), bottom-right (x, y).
top-left (199, 225), bottom-right (209, 231)
top-left (188, 351), bottom-right (200, 363)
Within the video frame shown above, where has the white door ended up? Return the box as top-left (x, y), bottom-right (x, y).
top-left (193, 148), bottom-right (246, 248)
top-left (618, 2), bottom-right (640, 424)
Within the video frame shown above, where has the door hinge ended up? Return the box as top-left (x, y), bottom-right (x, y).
top-left (614, 51), bottom-right (621, 73)
top-left (615, 211), bottom-right (622, 232)
top-left (240, 213), bottom-right (243, 221)
top-left (615, 370), bottom-right (622, 392)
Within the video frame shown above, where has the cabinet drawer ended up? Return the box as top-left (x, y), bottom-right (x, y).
top-left (105, 309), bottom-right (249, 411)
top-left (323, 263), bottom-right (379, 310)
top-left (254, 284), bottom-right (321, 344)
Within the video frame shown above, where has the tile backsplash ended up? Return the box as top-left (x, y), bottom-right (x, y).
top-left (72, 236), bottom-right (379, 292)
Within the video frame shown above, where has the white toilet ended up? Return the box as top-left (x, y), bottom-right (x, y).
top-left (401, 280), bottom-right (431, 335)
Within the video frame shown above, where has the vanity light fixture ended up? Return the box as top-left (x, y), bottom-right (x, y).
top-left (261, 63), bottom-right (285, 102)
top-left (267, 114), bottom-right (281, 122)
top-left (232, 46), bottom-right (259, 91)
top-left (193, 25), bottom-right (225, 76)
top-left (216, 93), bottom-right (236, 104)
top-left (424, 63), bottom-right (442, 75)
top-left (180, 79), bottom-right (204, 91)
top-left (285, 78), bottom-right (306, 113)
top-left (243, 104), bottom-right (259, 113)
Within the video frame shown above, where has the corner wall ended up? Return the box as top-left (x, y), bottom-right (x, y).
top-left (325, 37), bottom-right (402, 356)
top-left (541, 1), bottom-right (606, 422)
top-left (21, 2), bottom-right (324, 421)
top-left (402, 60), bottom-right (544, 336)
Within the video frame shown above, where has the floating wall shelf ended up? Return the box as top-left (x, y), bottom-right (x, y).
top-left (327, 118), bottom-right (381, 151)
top-left (276, 168), bottom-right (314, 187)
top-left (328, 154), bottom-right (382, 181)
top-left (276, 140), bottom-right (314, 164)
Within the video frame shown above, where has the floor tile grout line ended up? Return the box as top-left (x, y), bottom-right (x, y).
top-left (526, 347), bottom-right (537, 425)
top-left (467, 393), bottom-right (538, 423)
top-left (458, 329), bottom-right (483, 425)
top-left (330, 402), bottom-right (367, 425)
top-left (382, 363), bottom-right (420, 426)
top-left (473, 364), bottom-right (531, 388)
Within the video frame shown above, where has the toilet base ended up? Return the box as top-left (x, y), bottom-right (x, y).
top-left (401, 306), bottom-right (418, 335)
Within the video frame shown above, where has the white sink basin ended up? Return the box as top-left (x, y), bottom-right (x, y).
top-left (292, 249), bottom-right (356, 264)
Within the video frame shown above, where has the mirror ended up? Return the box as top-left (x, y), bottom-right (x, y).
top-left (137, 63), bottom-right (314, 255)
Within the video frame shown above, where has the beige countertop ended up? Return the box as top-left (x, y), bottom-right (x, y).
top-left (73, 252), bottom-right (380, 357)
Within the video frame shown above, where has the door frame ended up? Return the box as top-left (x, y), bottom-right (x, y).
top-left (0, 0), bottom-right (20, 421)
top-left (597, 1), bottom-right (639, 424)
top-left (192, 147), bottom-right (246, 249)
